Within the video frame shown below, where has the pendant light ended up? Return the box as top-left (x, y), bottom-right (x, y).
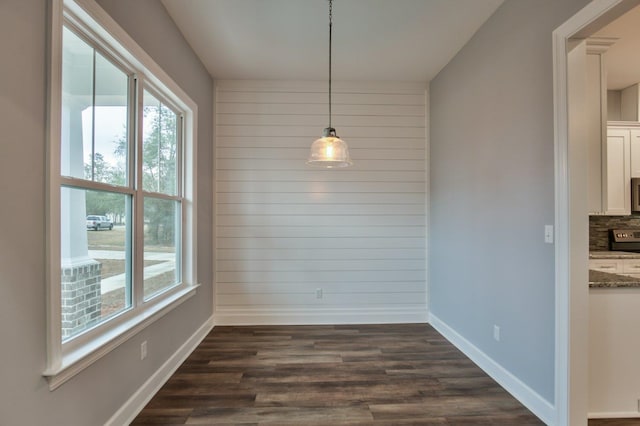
top-left (307, 0), bottom-right (353, 168)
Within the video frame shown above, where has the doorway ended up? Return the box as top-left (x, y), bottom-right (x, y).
top-left (554, 0), bottom-right (640, 424)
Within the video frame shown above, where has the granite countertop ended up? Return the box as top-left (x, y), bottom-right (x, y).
top-left (589, 251), bottom-right (640, 259)
top-left (589, 269), bottom-right (640, 288)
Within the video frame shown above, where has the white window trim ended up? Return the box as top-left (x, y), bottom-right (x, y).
top-left (44, 0), bottom-right (199, 390)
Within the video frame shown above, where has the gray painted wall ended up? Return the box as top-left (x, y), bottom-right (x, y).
top-left (429, 0), bottom-right (590, 403)
top-left (0, 0), bottom-right (213, 424)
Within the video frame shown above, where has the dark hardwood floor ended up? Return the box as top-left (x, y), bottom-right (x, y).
top-left (132, 324), bottom-right (543, 425)
top-left (589, 420), bottom-right (640, 425)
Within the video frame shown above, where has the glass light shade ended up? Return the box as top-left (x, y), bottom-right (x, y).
top-left (307, 128), bottom-right (353, 168)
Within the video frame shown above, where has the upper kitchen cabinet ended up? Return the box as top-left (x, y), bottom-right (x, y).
top-left (604, 83), bottom-right (640, 215)
top-left (599, 123), bottom-right (640, 216)
top-left (607, 121), bottom-right (640, 178)
top-left (603, 125), bottom-right (631, 215)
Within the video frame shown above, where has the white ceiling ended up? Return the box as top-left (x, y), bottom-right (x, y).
top-left (595, 4), bottom-right (640, 90)
top-left (161, 0), bottom-right (505, 82)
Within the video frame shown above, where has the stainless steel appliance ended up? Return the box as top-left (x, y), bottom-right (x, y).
top-left (610, 229), bottom-right (640, 252)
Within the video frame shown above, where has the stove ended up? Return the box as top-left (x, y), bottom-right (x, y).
top-left (610, 229), bottom-right (640, 252)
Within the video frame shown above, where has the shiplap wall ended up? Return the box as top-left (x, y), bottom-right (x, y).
top-left (214, 80), bottom-right (427, 325)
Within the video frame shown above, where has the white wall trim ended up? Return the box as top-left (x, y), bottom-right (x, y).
top-left (214, 308), bottom-right (428, 326)
top-left (552, 22), bottom-right (574, 426)
top-left (589, 411), bottom-right (640, 419)
top-left (104, 316), bottom-right (214, 426)
top-left (424, 86), bottom-right (430, 315)
top-left (428, 313), bottom-right (553, 425)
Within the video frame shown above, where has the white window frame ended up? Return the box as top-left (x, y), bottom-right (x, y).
top-left (44, 0), bottom-right (198, 390)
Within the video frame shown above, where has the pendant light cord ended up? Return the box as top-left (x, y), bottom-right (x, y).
top-left (328, 0), bottom-right (333, 130)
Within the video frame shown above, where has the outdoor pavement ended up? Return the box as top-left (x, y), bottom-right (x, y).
top-left (88, 249), bottom-right (176, 294)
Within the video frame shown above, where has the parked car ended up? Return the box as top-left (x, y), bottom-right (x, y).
top-left (86, 215), bottom-right (113, 231)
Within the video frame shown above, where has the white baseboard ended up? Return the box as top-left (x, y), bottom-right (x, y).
top-left (428, 313), bottom-right (554, 425)
top-left (589, 411), bottom-right (640, 419)
top-left (105, 316), bottom-right (214, 426)
top-left (214, 307), bottom-right (428, 326)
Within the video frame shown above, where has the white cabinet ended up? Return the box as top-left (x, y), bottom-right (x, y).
top-left (622, 258), bottom-right (640, 277)
top-left (629, 127), bottom-right (640, 177)
top-left (602, 127), bottom-right (631, 215)
top-left (589, 125), bottom-right (640, 215)
top-left (589, 259), bottom-right (622, 274)
top-left (597, 124), bottom-right (640, 216)
top-left (589, 126), bottom-right (631, 216)
top-left (589, 288), bottom-right (640, 415)
top-left (589, 258), bottom-right (640, 278)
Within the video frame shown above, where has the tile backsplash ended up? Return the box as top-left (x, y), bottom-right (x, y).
top-left (590, 215), bottom-right (640, 251)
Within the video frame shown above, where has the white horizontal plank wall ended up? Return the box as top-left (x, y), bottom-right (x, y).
top-left (214, 80), bottom-right (427, 325)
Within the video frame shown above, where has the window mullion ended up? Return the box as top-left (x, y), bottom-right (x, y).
top-left (124, 74), bottom-right (137, 311)
top-left (178, 115), bottom-right (183, 198)
top-left (91, 49), bottom-right (97, 181)
top-left (133, 76), bottom-right (145, 308)
top-left (59, 176), bottom-right (135, 195)
top-left (141, 191), bottom-right (181, 202)
top-left (128, 77), bottom-right (138, 191)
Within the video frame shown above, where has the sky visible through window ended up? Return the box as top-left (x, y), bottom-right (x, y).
top-left (81, 106), bottom-right (162, 176)
top-left (82, 106), bottom-right (125, 167)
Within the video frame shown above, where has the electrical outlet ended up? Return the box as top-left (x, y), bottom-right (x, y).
top-left (544, 225), bottom-right (554, 244)
top-left (316, 288), bottom-right (323, 299)
top-left (141, 341), bottom-right (147, 360)
top-left (493, 325), bottom-right (500, 342)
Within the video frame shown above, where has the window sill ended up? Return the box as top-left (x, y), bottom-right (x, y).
top-left (43, 283), bottom-right (199, 390)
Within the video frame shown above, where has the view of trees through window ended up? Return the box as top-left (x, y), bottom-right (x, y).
top-left (141, 90), bottom-right (180, 298)
top-left (82, 96), bottom-right (180, 235)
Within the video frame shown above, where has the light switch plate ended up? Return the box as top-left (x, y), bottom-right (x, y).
top-left (544, 225), bottom-right (554, 244)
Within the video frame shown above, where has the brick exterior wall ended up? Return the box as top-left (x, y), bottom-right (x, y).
top-left (61, 260), bottom-right (102, 339)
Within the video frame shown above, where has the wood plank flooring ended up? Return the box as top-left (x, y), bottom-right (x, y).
top-left (132, 324), bottom-right (543, 425)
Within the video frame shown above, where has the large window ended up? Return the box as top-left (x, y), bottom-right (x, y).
top-left (60, 26), bottom-right (135, 340)
top-left (46, 0), bottom-right (197, 389)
